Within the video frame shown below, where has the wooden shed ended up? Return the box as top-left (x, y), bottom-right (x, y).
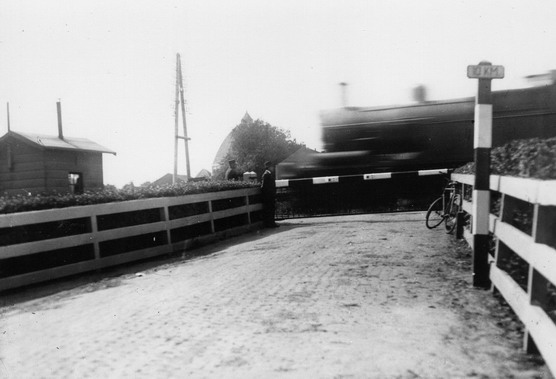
top-left (0, 130), bottom-right (116, 195)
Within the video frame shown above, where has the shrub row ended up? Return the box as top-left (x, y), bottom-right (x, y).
top-left (0, 180), bottom-right (258, 215)
top-left (455, 137), bottom-right (556, 179)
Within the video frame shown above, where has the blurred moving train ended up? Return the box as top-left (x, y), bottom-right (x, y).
top-left (277, 71), bottom-right (556, 179)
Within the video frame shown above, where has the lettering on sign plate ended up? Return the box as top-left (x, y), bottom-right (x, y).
top-left (467, 65), bottom-right (505, 79)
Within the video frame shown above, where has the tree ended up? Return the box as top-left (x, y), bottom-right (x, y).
top-left (216, 119), bottom-right (304, 179)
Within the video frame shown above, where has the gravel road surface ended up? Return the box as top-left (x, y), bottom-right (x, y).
top-left (0, 212), bottom-right (551, 378)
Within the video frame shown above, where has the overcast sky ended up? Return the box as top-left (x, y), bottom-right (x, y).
top-left (1, 0), bottom-right (556, 187)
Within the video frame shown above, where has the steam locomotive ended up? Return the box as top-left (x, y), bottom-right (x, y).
top-left (278, 72), bottom-right (556, 179)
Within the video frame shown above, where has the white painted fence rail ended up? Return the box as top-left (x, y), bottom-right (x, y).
top-left (0, 188), bottom-right (263, 291)
top-left (451, 173), bottom-right (556, 375)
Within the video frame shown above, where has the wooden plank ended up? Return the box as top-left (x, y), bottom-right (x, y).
top-left (94, 244), bottom-right (173, 268)
top-left (0, 199), bottom-right (168, 227)
top-left (44, 159), bottom-right (100, 170)
top-left (0, 208), bottom-right (95, 227)
top-left (0, 258), bottom-right (100, 291)
top-left (89, 199), bottom-right (169, 216)
top-left (0, 244), bottom-right (173, 291)
top-left (45, 177), bottom-right (71, 188)
top-left (523, 304), bottom-right (556, 375)
top-left (490, 264), bottom-right (529, 321)
top-left (95, 221), bottom-right (168, 243)
top-left (212, 207), bottom-right (249, 220)
top-left (498, 176), bottom-right (539, 204)
top-left (495, 221), bottom-right (533, 265)
top-left (527, 242), bottom-right (556, 288)
top-left (13, 151), bottom-right (45, 163)
top-left (496, 220), bottom-right (556, 292)
top-left (0, 177), bottom-right (45, 189)
top-left (1, 161), bottom-right (44, 172)
top-left (170, 222), bottom-right (264, 253)
top-left (167, 213), bottom-right (213, 229)
top-left (249, 203), bottom-right (263, 212)
top-left (490, 265), bottom-right (556, 374)
top-left (538, 180), bottom-right (556, 206)
top-left (458, 174), bottom-right (556, 206)
top-left (1, 233), bottom-right (95, 259)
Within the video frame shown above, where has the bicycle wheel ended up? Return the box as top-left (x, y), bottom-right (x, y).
top-left (426, 197), bottom-right (444, 229)
top-left (445, 193), bottom-right (462, 233)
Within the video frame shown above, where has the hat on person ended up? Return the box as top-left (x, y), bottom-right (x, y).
top-left (264, 161), bottom-right (271, 167)
top-left (229, 159), bottom-right (236, 165)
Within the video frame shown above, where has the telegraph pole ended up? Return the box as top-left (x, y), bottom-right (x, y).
top-left (173, 53), bottom-right (192, 184)
top-left (173, 56), bottom-right (180, 184)
top-left (178, 54), bottom-right (191, 181)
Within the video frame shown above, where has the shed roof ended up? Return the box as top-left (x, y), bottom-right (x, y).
top-left (0, 131), bottom-right (116, 155)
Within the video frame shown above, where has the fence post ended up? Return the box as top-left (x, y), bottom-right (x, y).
top-left (90, 214), bottom-right (100, 261)
top-left (467, 61), bottom-right (504, 288)
top-left (208, 200), bottom-right (215, 233)
top-left (246, 193), bottom-right (252, 225)
top-left (162, 205), bottom-right (172, 246)
top-left (455, 182), bottom-right (465, 239)
top-left (456, 211), bottom-right (465, 239)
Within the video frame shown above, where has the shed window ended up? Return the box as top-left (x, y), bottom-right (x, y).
top-left (68, 172), bottom-right (84, 194)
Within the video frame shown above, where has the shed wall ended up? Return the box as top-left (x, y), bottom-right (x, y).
top-left (44, 150), bottom-right (104, 193)
top-left (1, 138), bottom-right (105, 195)
top-left (0, 141), bottom-right (46, 194)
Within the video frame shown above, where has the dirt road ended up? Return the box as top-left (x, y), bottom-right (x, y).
top-left (0, 212), bottom-right (551, 378)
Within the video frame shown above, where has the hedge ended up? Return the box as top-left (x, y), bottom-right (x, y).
top-left (455, 137), bottom-right (556, 179)
top-left (0, 180), bottom-right (258, 215)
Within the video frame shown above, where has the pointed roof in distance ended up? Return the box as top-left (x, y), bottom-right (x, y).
top-left (241, 111), bottom-right (253, 124)
top-left (151, 173), bottom-right (188, 186)
top-left (213, 111), bottom-right (254, 170)
top-left (196, 169), bottom-right (211, 178)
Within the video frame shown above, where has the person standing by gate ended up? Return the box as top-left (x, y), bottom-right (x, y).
top-left (225, 159), bottom-right (241, 181)
top-left (261, 160), bottom-right (278, 228)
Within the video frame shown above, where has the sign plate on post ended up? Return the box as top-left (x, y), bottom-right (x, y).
top-left (467, 65), bottom-right (505, 79)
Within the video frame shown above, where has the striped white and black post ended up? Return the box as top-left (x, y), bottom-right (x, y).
top-left (467, 61), bottom-right (504, 288)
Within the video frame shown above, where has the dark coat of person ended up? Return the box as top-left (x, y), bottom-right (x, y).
top-left (261, 161), bottom-right (277, 227)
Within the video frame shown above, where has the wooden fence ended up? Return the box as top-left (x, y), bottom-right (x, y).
top-left (0, 188), bottom-right (263, 291)
top-left (451, 173), bottom-right (556, 374)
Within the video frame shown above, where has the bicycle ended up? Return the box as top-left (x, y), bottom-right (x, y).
top-left (425, 181), bottom-right (462, 233)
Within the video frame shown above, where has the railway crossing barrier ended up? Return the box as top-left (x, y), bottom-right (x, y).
top-left (275, 168), bottom-right (450, 219)
top-left (276, 168), bottom-right (449, 188)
